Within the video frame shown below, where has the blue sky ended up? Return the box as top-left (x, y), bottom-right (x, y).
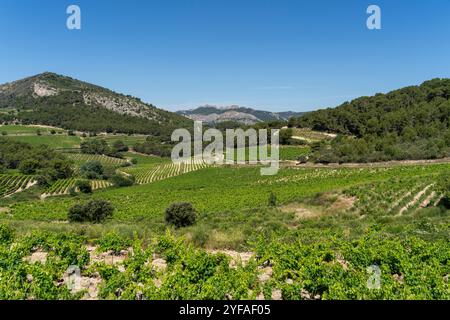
top-left (1, 0), bottom-right (450, 112)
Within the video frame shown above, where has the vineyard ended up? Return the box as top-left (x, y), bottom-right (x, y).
top-left (122, 158), bottom-right (210, 184)
top-left (345, 176), bottom-right (445, 217)
top-left (65, 153), bottom-right (128, 167)
top-left (41, 179), bottom-right (112, 198)
top-left (0, 227), bottom-right (448, 300)
top-left (0, 174), bottom-right (36, 197)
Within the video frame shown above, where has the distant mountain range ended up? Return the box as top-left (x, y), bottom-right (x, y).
top-left (0, 72), bottom-right (191, 135)
top-left (177, 105), bottom-right (304, 125)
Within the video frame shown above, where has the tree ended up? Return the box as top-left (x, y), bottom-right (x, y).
top-left (80, 139), bottom-right (109, 155)
top-left (165, 202), bottom-right (197, 228)
top-left (437, 173), bottom-right (450, 208)
top-left (80, 161), bottom-right (104, 179)
top-left (110, 174), bottom-right (135, 187)
top-left (47, 159), bottom-right (74, 180)
top-left (75, 180), bottom-right (92, 194)
top-left (19, 159), bottom-right (39, 174)
top-left (68, 200), bottom-right (114, 223)
top-left (112, 140), bottom-right (129, 152)
top-left (279, 128), bottom-right (293, 145)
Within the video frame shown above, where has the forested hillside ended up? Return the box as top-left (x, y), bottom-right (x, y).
top-left (290, 79), bottom-right (450, 162)
top-left (0, 72), bottom-right (192, 137)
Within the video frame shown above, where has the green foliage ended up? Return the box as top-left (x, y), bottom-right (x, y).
top-left (279, 128), bottom-right (293, 145)
top-left (110, 174), bottom-right (135, 187)
top-left (437, 173), bottom-right (450, 207)
top-left (80, 139), bottom-right (109, 155)
top-left (165, 202), bottom-right (197, 228)
top-left (95, 232), bottom-right (131, 255)
top-left (268, 192), bottom-right (277, 207)
top-left (0, 139), bottom-right (73, 181)
top-left (75, 180), bottom-right (92, 194)
top-left (80, 161), bottom-right (104, 179)
top-left (4, 72), bottom-right (192, 136)
top-left (292, 79), bottom-right (450, 163)
top-left (18, 159), bottom-right (39, 174)
top-left (0, 228), bottom-right (88, 300)
top-left (68, 200), bottom-right (114, 223)
top-left (133, 136), bottom-right (173, 157)
top-left (112, 140), bottom-right (129, 153)
top-left (0, 224), bottom-right (14, 245)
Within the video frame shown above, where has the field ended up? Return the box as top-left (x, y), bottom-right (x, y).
top-left (0, 174), bottom-right (36, 197)
top-left (121, 158), bottom-right (210, 184)
top-left (0, 124), bottom-right (65, 135)
top-left (0, 127), bottom-right (449, 300)
top-left (65, 153), bottom-right (129, 167)
top-left (291, 128), bottom-right (336, 142)
top-left (5, 135), bottom-right (82, 149)
top-left (226, 145), bottom-right (310, 161)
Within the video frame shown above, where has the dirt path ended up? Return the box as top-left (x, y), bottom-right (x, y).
top-left (398, 184), bottom-right (432, 216)
top-left (283, 157), bottom-right (450, 169)
top-left (420, 191), bottom-right (436, 208)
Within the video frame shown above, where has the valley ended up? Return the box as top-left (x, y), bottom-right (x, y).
top-left (0, 75), bottom-right (449, 300)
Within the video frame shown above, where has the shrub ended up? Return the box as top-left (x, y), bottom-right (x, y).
top-left (18, 159), bottom-right (39, 174)
top-left (112, 140), bottom-right (129, 152)
top-left (36, 175), bottom-right (51, 187)
top-left (268, 192), bottom-right (277, 207)
top-left (0, 224), bottom-right (14, 245)
top-left (437, 173), bottom-right (450, 208)
top-left (76, 180), bottom-right (92, 194)
top-left (68, 200), bottom-right (114, 223)
top-left (130, 158), bottom-right (138, 165)
top-left (68, 130), bottom-right (75, 136)
top-left (68, 186), bottom-right (77, 196)
top-left (165, 202), bottom-right (197, 228)
top-left (1, 131), bottom-right (7, 136)
top-left (80, 139), bottom-right (108, 155)
top-left (110, 174), bottom-right (135, 187)
top-left (50, 129), bottom-right (56, 135)
top-left (80, 161), bottom-right (104, 179)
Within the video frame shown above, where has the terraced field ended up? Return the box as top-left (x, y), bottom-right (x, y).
top-left (9, 162), bottom-right (449, 223)
top-left (345, 176), bottom-right (444, 216)
top-left (0, 174), bottom-right (36, 197)
top-left (121, 158), bottom-right (210, 184)
top-left (41, 178), bottom-right (113, 198)
top-left (65, 153), bottom-right (129, 167)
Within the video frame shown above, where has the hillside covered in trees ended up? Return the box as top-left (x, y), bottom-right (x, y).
top-left (0, 72), bottom-right (192, 138)
top-left (290, 79), bottom-right (450, 163)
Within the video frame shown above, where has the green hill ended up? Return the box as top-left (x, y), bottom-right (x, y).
top-left (0, 72), bottom-right (192, 137)
top-left (290, 79), bottom-right (450, 162)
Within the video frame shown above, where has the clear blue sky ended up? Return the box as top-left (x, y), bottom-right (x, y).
top-left (1, 0), bottom-right (450, 112)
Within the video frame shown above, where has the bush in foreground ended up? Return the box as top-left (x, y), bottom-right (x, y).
top-left (165, 202), bottom-right (196, 228)
top-left (95, 232), bottom-right (132, 255)
top-left (68, 200), bottom-right (114, 223)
